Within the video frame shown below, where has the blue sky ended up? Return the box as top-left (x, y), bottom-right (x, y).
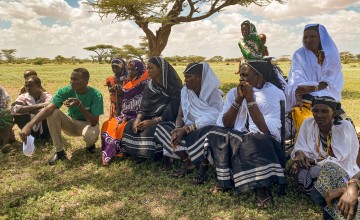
top-left (0, 0), bottom-right (359, 59)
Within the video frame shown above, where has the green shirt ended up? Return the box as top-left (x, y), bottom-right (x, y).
top-left (52, 86), bottom-right (104, 121)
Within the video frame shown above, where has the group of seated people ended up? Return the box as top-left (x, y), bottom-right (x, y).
top-left (0, 23), bottom-right (359, 219)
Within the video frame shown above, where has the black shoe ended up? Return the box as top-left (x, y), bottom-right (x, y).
top-left (86, 145), bottom-right (96, 154)
top-left (48, 151), bottom-right (66, 165)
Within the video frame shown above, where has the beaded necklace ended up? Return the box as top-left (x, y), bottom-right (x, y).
top-left (316, 50), bottom-right (324, 65)
top-left (316, 131), bottom-right (334, 158)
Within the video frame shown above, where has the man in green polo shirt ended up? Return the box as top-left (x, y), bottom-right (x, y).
top-left (20, 68), bottom-right (104, 165)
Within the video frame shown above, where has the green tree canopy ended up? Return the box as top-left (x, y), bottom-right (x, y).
top-left (1, 49), bottom-right (17, 63)
top-left (88, 0), bottom-right (283, 57)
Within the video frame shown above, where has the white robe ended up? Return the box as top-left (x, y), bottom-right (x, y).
top-left (217, 82), bottom-right (285, 141)
top-left (291, 117), bottom-right (360, 177)
top-left (181, 62), bottom-right (223, 128)
top-left (285, 24), bottom-right (344, 111)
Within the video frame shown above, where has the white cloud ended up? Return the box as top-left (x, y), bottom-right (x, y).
top-left (0, 0), bottom-right (359, 60)
top-left (248, 0), bottom-right (359, 20)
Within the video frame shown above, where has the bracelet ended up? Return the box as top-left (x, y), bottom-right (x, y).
top-left (314, 85), bottom-right (319, 92)
top-left (247, 101), bottom-right (257, 109)
top-left (184, 124), bottom-right (197, 134)
top-left (231, 102), bottom-right (240, 111)
top-left (155, 117), bottom-right (163, 123)
top-left (348, 179), bottom-right (360, 190)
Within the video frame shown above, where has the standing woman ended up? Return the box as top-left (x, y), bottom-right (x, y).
top-left (101, 60), bottom-right (149, 166)
top-left (122, 57), bottom-right (182, 160)
top-left (105, 58), bottom-right (129, 118)
top-left (285, 24), bottom-right (345, 136)
top-left (238, 20), bottom-right (264, 60)
top-left (154, 62), bottom-right (223, 176)
top-left (206, 60), bottom-right (286, 208)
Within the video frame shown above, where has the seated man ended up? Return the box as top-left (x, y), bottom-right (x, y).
top-left (19, 69), bottom-right (45, 94)
top-left (11, 75), bottom-right (52, 141)
top-left (19, 68), bottom-right (104, 165)
top-left (0, 85), bottom-right (15, 153)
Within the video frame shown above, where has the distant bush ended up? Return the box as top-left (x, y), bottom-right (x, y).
top-left (33, 59), bottom-right (43, 65)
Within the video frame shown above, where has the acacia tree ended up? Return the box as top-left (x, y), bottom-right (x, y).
top-left (88, 0), bottom-right (282, 57)
top-left (1, 49), bottom-right (16, 63)
top-left (83, 44), bottom-right (116, 63)
top-left (123, 44), bottom-right (147, 63)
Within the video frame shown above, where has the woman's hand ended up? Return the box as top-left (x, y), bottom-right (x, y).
top-left (136, 119), bottom-right (157, 131)
top-left (325, 187), bottom-right (346, 208)
top-left (132, 116), bottom-right (142, 133)
top-left (295, 85), bottom-right (314, 96)
top-left (241, 81), bottom-right (254, 101)
top-left (171, 128), bottom-right (186, 148)
top-left (338, 184), bottom-right (359, 220)
top-left (294, 151), bottom-right (315, 169)
top-left (235, 83), bottom-right (244, 103)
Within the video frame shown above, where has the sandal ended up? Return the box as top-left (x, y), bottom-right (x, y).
top-left (256, 196), bottom-right (272, 208)
top-left (191, 162), bottom-right (209, 185)
top-left (209, 185), bottom-right (230, 195)
top-left (101, 155), bottom-right (109, 166)
top-left (172, 164), bottom-right (196, 178)
top-left (256, 187), bottom-right (272, 208)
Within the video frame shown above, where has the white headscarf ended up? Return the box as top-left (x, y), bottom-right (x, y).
top-left (285, 24), bottom-right (344, 111)
top-left (181, 62), bottom-right (223, 128)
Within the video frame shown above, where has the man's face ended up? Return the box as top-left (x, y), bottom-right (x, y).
top-left (24, 79), bottom-right (41, 96)
top-left (70, 72), bottom-right (87, 91)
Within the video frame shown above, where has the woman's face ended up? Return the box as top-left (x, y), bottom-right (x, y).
top-left (239, 64), bottom-right (259, 86)
top-left (184, 73), bottom-right (201, 91)
top-left (147, 62), bottom-right (161, 80)
top-left (241, 24), bottom-right (250, 38)
top-left (112, 64), bottom-right (123, 76)
top-left (303, 30), bottom-right (320, 53)
top-left (127, 65), bottom-right (137, 79)
top-left (312, 103), bottom-right (335, 128)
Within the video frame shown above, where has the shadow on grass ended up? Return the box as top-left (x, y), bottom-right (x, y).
top-left (1, 141), bottom-right (321, 219)
top-left (342, 90), bottom-right (360, 99)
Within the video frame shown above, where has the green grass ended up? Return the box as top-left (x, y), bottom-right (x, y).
top-left (1, 61), bottom-right (359, 219)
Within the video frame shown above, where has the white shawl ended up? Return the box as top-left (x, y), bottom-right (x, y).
top-left (181, 62), bottom-right (223, 128)
top-left (285, 24), bottom-right (344, 111)
top-left (217, 82), bottom-right (285, 141)
top-left (291, 118), bottom-right (360, 177)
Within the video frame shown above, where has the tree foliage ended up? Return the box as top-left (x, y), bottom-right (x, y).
top-left (1, 49), bottom-right (17, 63)
top-left (88, 0), bottom-right (283, 57)
top-left (83, 44), bottom-right (117, 63)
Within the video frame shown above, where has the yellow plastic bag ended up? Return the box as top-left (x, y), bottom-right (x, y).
top-left (292, 103), bottom-right (313, 142)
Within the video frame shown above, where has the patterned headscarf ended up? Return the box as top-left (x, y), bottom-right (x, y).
top-left (184, 63), bottom-right (203, 77)
top-left (312, 96), bottom-right (341, 125)
top-left (127, 60), bottom-right (146, 79)
top-left (238, 20), bottom-right (264, 60)
top-left (111, 58), bottom-right (128, 81)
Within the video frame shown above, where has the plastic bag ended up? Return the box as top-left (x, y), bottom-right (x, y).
top-left (23, 135), bottom-right (35, 156)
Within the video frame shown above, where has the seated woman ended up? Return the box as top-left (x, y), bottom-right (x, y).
top-left (289, 96), bottom-right (360, 219)
top-left (11, 75), bottom-right (52, 141)
top-left (205, 60), bottom-right (286, 208)
top-left (154, 62), bottom-right (223, 176)
top-left (101, 60), bottom-right (149, 166)
top-left (122, 57), bottom-right (182, 160)
top-left (105, 58), bottom-right (129, 118)
top-left (238, 20), bottom-right (264, 61)
top-left (0, 85), bottom-right (15, 153)
top-left (285, 24), bottom-right (345, 138)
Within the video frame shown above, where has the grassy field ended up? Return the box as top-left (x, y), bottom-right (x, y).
top-left (0, 61), bottom-right (359, 219)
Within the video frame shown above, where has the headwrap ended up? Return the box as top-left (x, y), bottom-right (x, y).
top-left (139, 57), bottom-right (182, 121)
top-left (181, 62), bottom-right (223, 128)
top-left (285, 24), bottom-right (343, 111)
top-left (111, 58), bottom-right (128, 81)
top-left (127, 60), bottom-right (146, 79)
top-left (184, 63), bottom-right (203, 77)
top-left (238, 20), bottom-right (264, 60)
top-left (242, 59), bottom-right (286, 91)
top-left (312, 96), bottom-right (341, 125)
